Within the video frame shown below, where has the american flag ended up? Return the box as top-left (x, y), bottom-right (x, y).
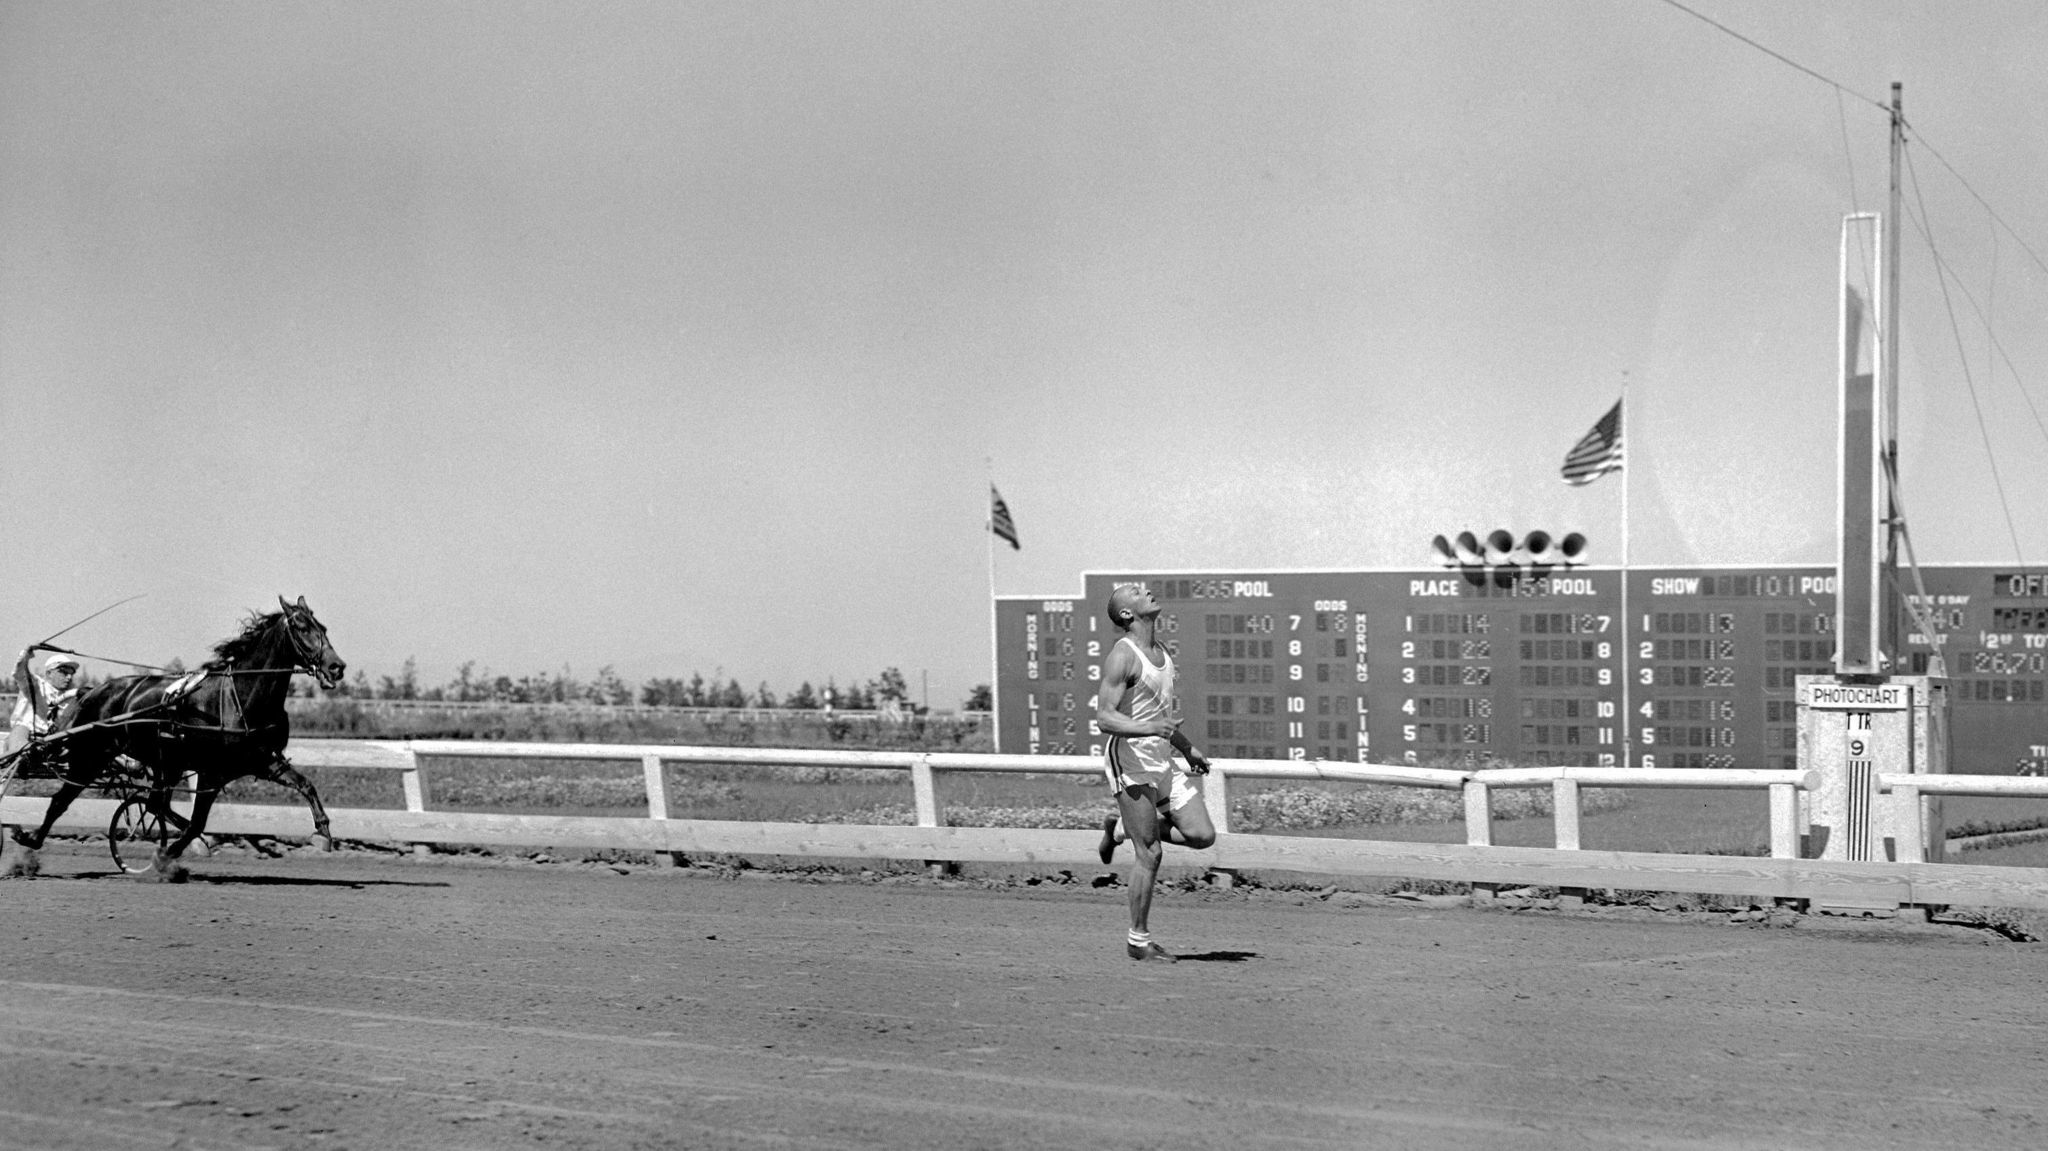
top-left (1560, 400), bottom-right (1623, 486)
top-left (989, 485), bottom-right (1020, 549)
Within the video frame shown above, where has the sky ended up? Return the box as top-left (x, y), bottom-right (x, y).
top-left (4, 1), bottom-right (2048, 709)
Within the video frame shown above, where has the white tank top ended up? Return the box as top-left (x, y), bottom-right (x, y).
top-left (1118, 636), bottom-right (1178, 726)
top-left (1103, 636), bottom-right (1180, 784)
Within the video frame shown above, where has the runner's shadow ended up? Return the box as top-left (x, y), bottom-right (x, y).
top-left (1175, 950), bottom-right (1258, 962)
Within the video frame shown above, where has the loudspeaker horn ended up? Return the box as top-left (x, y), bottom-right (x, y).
top-left (1453, 531), bottom-right (1485, 566)
top-left (1483, 529), bottom-right (1517, 566)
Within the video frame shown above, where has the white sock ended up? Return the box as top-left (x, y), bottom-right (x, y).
top-left (1128, 929), bottom-right (1151, 948)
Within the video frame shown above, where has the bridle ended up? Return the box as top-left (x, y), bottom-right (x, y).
top-left (276, 607), bottom-right (341, 689)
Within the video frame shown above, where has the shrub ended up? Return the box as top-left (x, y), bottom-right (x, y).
top-left (1227, 784), bottom-right (1630, 833)
top-left (806, 785), bottom-right (1630, 834)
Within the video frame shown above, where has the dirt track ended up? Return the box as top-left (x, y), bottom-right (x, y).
top-left (1, 842), bottom-right (2045, 1150)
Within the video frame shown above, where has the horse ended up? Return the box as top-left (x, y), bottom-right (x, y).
top-left (9, 596), bottom-right (347, 875)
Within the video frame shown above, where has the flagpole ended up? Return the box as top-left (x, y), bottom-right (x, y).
top-left (1621, 372), bottom-right (1633, 769)
top-left (986, 462), bottom-right (1001, 753)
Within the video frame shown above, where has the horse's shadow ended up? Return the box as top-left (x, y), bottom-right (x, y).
top-left (55, 870), bottom-right (451, 889)
top-left (1175, 950), bottom-right (1258, 963)
top-left (194, 873), bottom-right (452, 888)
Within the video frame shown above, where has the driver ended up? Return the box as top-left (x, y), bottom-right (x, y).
top-left (6, 650), bottom-right (82, 755)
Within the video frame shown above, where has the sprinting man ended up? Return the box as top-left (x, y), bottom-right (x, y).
top-left (1093, 583), bottom-right (1215, 962)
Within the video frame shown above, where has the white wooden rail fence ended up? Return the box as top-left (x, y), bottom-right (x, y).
top-left (5, 739), bottom-right (2048, 910)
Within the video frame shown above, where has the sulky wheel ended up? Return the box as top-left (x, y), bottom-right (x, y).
top-left (108, 796), bottom-right (167, 874)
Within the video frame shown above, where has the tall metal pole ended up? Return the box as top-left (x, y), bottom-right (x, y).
top-left (1620, 371), bottom-right (1633, 767)
top-left (985, 463), bottom-right (1001, 750)
top-left (1883, 82), bottom-right (1904, 665)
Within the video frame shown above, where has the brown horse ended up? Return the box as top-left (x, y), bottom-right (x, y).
top-left (10, 596), bottom-right (346, 873)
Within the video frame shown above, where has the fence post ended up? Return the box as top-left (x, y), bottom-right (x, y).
top-left (1551, 778), bottom-right (1581, 850)
top-left (400, 751), bottom-right (433, 858)
top-left (1552, 777), bottom-right (1585, 909)
top-left (910, 754), bottom-right (950, 877)
top-left (1891, 782), bottom-right (1924, 864)
top-left (643, 754), bottom-right (677, 869)
top-left (1769, 782), bottom-right (1798, 860)
top-left (1463, 779), bottom-right (1493, 846)
top-left (1464, 778), bottom-right (1495, 901)
top-left (1203, 765), bottom-right (1235, 890)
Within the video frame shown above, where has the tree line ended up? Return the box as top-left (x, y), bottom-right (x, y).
top-left (282, 658), bottom-right (993, 713)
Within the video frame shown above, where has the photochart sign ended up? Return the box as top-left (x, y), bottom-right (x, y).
top-left (1804, 682), bottom-right (1908, 711)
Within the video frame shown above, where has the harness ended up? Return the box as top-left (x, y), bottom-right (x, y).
top-left (156, 666), bottom-right (245, 734)
top-left (163, 670), bottom-right (207, 703)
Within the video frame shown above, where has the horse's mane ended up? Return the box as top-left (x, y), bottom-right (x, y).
top-left (201, 609), bottom-right (284, 671)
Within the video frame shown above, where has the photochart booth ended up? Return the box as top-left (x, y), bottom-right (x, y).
top-left (1797, 212), bottom-right (1949, 891)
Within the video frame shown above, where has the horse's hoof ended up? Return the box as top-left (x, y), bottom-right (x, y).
top-left (311, 833), bottom-right (335, 853)
top-left (139, 851), bottom-right (190, 883)
top-left (3, 848), bottom-right (40, 878)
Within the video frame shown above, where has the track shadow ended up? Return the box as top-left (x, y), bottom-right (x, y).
top-left (1175, 950), bottom-right (1259, 962)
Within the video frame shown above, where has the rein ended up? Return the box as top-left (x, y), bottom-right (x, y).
top-left (42, 610), bottom-right (335, 682)
top-left (20, 612), bottom-right (332, 750)
top-left (37, 648), bottom-right (172, 673)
